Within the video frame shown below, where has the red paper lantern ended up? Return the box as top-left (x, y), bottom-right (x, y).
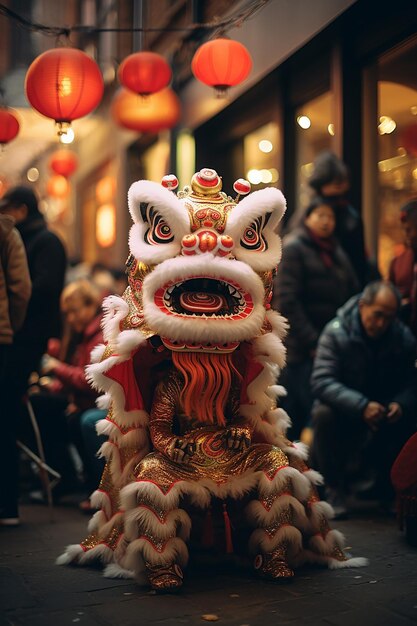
top-left (401, 124), bottom-right (417, 158)
top-left (25, 48), bottom-right (104, 133)
top-left (191, 38), bottom-right (252, 94)
top-left (0, 108), bottom-right (20, 145)
top-left (118, 51), bottom-right (172, 96)
top-left (49, 149), bottom-right (78, 178)
top-left (47, 174), bottom-right (70, 198)
top-left (111, 87), bottom-right (181, 133)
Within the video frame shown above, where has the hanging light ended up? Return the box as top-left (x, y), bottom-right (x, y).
top-left (118, 51), bottom-right (172, 96)
top-left (46, 174), bottom-right (70, 198)
top-left (49, 149), bottom-right (78, 178)
top-left (0, 107), bottom-right (20, 146)
top-left (25, 48), bottom-right (104, 136)
top-left (111, 87), bottom-right (181, 133)
top-left (191, 38), bottom-right (252, 96)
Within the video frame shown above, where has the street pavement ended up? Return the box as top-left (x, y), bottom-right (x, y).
top-left (1, 500), bottom-right (417, 626)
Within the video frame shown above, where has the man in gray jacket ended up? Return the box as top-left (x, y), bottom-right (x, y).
top-left (0, 213), bottom-right (31, 525)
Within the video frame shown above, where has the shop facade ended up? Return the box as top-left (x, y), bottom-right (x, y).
top-left (177, 0), bottom-right (417, 276)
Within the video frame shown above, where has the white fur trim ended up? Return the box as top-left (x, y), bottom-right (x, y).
top-left (114, 329), bottom-right (147, 357)
top-left (249, 524), bottom-right (302, 555)
top-left (56, 543), bottom-right (114, 566)
top-left (103, 563), bottom-right (135, 579)
top-left (266, 309), bottom-right (289, 340)
top-left (251, 332), bottom-right (286, 370)
top-left (128, 180), bottom-right (189, 264)
top-left (86, 352), bottom-right (149, 430)
top-left (309, 529), bottom-right (346, 555)
top-left (245, 494), bottom-right (307, 528)
top-left (258, 466), bottom-right (311, 501)
top-left (123, 536), bottom-right (189, 572)
top-left (97, 442), bottom-right (146, 488)
top-left (128, 180), bottom-right (189, 234)
top-left (142, 254), bottom-right (266, 344)
top-left (90, 489), bottom-right (112, 518)
top-left (226, 188), bottom-right (286, 271)
top-left (87, 510), bottom-right (108, 533)
top-left (56, 544), bottom-right (84, 565)
top-left (90, 343), bottom-right (106, 364)
top-left (121, 480), bottom-right (211, 512)
top-left (327, 557), bottom-right (369, 569)
top-left (89, 511), bottom-right (124, 539)
top-left (129, 223), bottom-right (182, 265)
top-left (96, 419), bottom-right (146, 447)
top-left (96, 394), bottom-right (111, 410)
top-left (124, 506), bottom-right (191, 542)
top-left (284, 441), bottom-right (309, 461)
top-left (291, 549), bottom-right (368, 569)
top-left (101, 295), bottom-right (129, 343)
top-left (303, 469), bottom-right (324, 486)
top-left (267, 385), bottom-right (287, 399)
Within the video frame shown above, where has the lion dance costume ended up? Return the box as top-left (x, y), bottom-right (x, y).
top-left (58, 168), bottom-right (366, 590)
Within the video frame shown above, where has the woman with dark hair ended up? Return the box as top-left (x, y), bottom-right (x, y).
top-left (272, 198), bottom-right (359, 438)
top-left (307, 151), bottom-right (370, 286)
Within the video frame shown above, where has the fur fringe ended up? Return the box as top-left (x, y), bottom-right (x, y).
top-left (56, 544), bottom-right (84, 565)
top-left (245, 494), bottom-right (307, 529)
top-left (303, 469), bottom-right (324, 486)
top-left (96, 423), bottom-right (148, 449)
top-left (56, 543), bottom-right (114, 566)
top-left (101, 296), bottom-right (129, 344)
top-left (96, 393), bottom-right (111, 410)
top-left (248, 524), bottom-right (302, 555)
top-left (90, 490), bottom-right (112, 519)
top-left (309, 529), bottom-right (346, 555)
top-left (103, 563), bottom-right (135, 579)
top-left (124, 506), bottom-right (192, 542)
top-left (123, 536), bottom-right (189, 571)
top-left (284, 441), bottom-right (310, 461)
top-left (258, 466), bottom-right (311, 501)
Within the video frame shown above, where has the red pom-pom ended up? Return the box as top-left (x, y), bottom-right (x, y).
top-left (161, 174), bottom-right (178, 190)
top-left (233, 178), bottom-right (251, 195)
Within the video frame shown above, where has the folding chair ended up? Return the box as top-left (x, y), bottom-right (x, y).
top-left (16, 397), bottom-right (61, 521)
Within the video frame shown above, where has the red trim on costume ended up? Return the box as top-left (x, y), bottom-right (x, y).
top-left (105, 416), bottom-right (144, 434)
top-left (262, 465), bottom-right (288, 482)
top-left (135, 478), bottom-right (183, 495)
top-left (105, 358), bottom-right (144, 411)
top-left (137, 504), bottom-right (168, 523)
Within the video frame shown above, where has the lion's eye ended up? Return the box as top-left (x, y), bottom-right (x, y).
top-left (144, 207), bottom-right (174, 245)
top-left (240, 217), bottom-right (267, 251)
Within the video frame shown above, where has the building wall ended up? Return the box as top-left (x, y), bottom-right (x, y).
top-left (181, 0), bottom-right (357, 130)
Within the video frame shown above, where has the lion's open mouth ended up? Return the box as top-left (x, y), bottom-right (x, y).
top-left (153, 277), bottom-right (254, 320)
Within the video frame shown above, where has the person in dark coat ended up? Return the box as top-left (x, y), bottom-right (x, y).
top-left (272, 199), bottom-right (359, 438)
top-left (0, 186), bottom-right (67, 366)
top-left (307, 151), bottom-right (373, 286)
top-left (389, 199), bottom-right (417, 338)
top-left (310, 281), bottom-right (417, 518)
top-left (0, 186), bottom-right (67, 519)
top-left (0, 214), bottom-right (31, 525)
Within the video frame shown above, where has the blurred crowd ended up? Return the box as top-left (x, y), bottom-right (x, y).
top-left (0, 155), bottom-right (416, 533)
top-left (273, 151), bottom-right (417, 521)
top-left (0, 186), bottom-right (127, 523)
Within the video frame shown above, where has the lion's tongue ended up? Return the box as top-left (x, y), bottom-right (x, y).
top-left (180, 292), bottom-right (225, 313)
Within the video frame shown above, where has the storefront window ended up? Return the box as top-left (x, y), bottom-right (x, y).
top-left (294, 91), bottom-right (335, 213)
top-left (243, 122), bottom-right (280, 190)
top-left (377, 39), bottom-right (417, 277)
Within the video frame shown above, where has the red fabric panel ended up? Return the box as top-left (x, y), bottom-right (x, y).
top-left (391, 432), bottom-right (417, 493)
